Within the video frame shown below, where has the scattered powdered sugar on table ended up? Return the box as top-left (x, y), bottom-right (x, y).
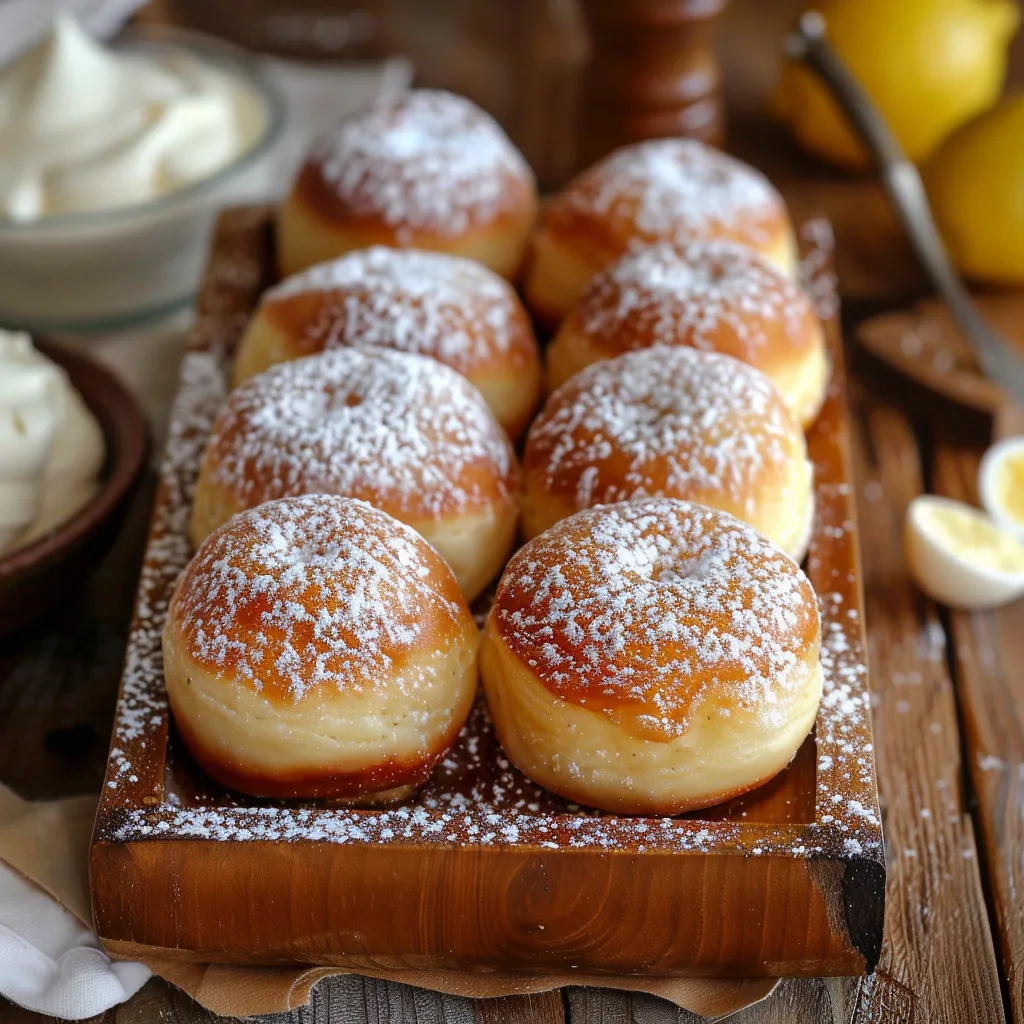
top-left (798, 217), bottom-right (840, 323)
top-left (266, 247), bottom-right (532, 372)
top-left (812, 607), bottom-right (880, 855)
top-left (526, 347), bottom-right (800, 513)
top-left (204, 347), bottom-right (514, 518)
top-left (496, 499), bottom-right (819, 741)
top-left (562, 139), bottom-right (781, 247)
top-left (310, 89), bottom-right (534, 237)
top-left (172, 495), bottom-right (468, 701)
top-left (577, 241), bottom-right (811, 357)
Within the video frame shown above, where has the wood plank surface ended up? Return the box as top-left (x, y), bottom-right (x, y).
top-left (565, 978), bottom-right (862, 1023)
top-left (849, 396), bottom-right (1005, 1023)
top-left (0, 476), bottom-right (154, 801)
top-left (933, 439), bottom-right (1024, 1023)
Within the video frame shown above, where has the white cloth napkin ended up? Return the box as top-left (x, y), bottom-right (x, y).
top-left (0, 785), bottom-right (150, 1018)
top-left (0, 862), bottom-right (150, 1018)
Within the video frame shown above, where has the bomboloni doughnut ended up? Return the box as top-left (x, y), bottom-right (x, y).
top-left (522, 347), bottom-right (814, 561)
top-left (233, 246), bottom-right (542, 440)
top-left (278, 89), bottom-right (538, 280)
top-left (545, 241), bottom-right (828, 429)
top-left (480, 498), bottom-right (822, 816)
top-left (191, 348), bottom-right (519, 602)
top-left (164, 495), bottom-right (479, 802)
top-left (524, 138), bottom-right (797, 326)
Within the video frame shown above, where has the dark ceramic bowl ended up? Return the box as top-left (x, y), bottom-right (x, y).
top-left (0, 341), bottom-right (149, 633)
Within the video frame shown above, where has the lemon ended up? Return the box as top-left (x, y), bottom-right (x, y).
top-left (979, 436), bottom-right (1024, 538)
top-left (773, 0), bottom-right (1019, 171)
top-left (925, 94), bottom-right (1024, 282)
top-left (905, 495), bottom-right (1024, 608)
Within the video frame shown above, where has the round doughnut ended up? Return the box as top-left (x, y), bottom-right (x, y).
top-left (233, 246), bottom-right (542, 440)
top-left (524, 138), bottom-right (797, 327)
top-left (278, 90), bottom-right (538, 280)
top-left (522, 347), bottom-right (814, 561)
top-left (164, 495), bottom-right (479, 802)
top-left (480, 498), bottom-right (822, 816)
top-left (191, 348), bottom-right (519, 602)
top-left (545, 241), bottom-right (829, 429)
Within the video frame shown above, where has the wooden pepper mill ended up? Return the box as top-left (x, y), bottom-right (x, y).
top-left (575, 0), bottom-right (728, 172)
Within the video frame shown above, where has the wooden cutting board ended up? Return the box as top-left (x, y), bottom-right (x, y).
top-left (90, 207), bottom-right (884, 978)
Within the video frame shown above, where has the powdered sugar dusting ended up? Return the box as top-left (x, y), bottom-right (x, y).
top-left (526, 347), bottom-right (801, 514)
top-left (265, 247), bottom-right (533, 373)
top-left (562, 139), bottom-right (782, 247)
top-left (496, 499), bottom-right (819, 741)
top-left (115, 349), bottom-right (226, 757)
top-left (576, 241), bottom-right (812, 360)
top-left (172, 495), bottom-right (468, 702)
top-left (310, 89), bottom-right (534, 237)
top-left (204, 348), bottom-right (515, 518)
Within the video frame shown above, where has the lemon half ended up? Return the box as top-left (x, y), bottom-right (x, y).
top-left (905, 494), bottom-right (1024, 608)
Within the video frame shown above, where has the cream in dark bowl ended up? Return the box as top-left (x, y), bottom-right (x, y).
top-left (0, 336), bottom-right (148, 631)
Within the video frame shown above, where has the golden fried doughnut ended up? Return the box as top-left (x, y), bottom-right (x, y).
top-left (192, 348), bottom-right (519, 601)
top-left (233, 246), bottom-right (542, 440)
top-left (524, 138), bottom-right (797, 326)
top-left (480, 498), bottom-right (822, 816)
top-left (278, 90), bottom-right (538, 280)
top-left (164, 495), bottom-right (479, 802)
top-left (545, 241), bottom-right (828, 428)
top-left (522, 347), bottom-right (814, 560)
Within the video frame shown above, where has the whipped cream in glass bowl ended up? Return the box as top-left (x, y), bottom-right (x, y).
top-left (0, 18), bottom-right (284, 331)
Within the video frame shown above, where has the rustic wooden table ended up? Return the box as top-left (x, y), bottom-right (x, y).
top-left (4, 2), bottom-right (1024, 1020)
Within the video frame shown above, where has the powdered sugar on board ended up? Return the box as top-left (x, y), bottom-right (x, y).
top-left (204, 347), bottom-right (515, 519)
top-left (309, 89), bottom-right (534, 238)
top-left (266, 247), bottom-right (531, 372)
top-left (526, 346), bottom-right (802, 514)
top-left (98, 207), bottom-right (880, 865)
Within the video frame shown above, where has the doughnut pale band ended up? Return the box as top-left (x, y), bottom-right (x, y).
top-left (481, 630), bottom-right (822, 815)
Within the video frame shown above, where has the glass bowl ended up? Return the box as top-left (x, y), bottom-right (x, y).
top-left (0, 27), bottom-right (286, 333)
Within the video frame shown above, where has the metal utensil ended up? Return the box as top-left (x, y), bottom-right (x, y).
top-left (785, 10), bottom-right (1024, 409)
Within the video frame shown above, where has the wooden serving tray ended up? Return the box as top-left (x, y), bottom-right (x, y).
top-left (91, 207), bottom-right (884, 978)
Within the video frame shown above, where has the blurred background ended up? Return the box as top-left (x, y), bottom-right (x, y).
top-left (130, 0), bottom-right (1024, 299)
top-left (5, 0), bottom-right (1024, 428)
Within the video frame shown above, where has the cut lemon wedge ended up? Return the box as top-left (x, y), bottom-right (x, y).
top-left (979, 436), bottom-right (1024, 541)
top-left (905, 495), bottom-right (1024, 609)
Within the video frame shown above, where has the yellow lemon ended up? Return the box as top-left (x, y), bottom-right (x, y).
top-left (773, 0), bottom-right (1019, 171)
top-left (925, 94), bottom-right (1024, 282)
